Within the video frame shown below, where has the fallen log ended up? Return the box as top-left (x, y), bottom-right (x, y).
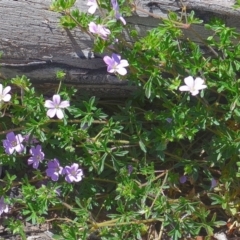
top-left (0, 0), bottom-right (239, 98)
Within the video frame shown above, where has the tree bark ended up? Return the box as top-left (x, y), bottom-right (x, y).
top-left (0, 0), bottom-right (239, 98)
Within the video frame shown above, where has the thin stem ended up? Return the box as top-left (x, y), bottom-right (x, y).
top-left (48, 119), bottom-right (107, 124)
top-left (56, 78), bottom-right (62, 94)
top-left (188, 27), bottom-right (219, 58)
top-left (92, 217), bottom-right (162, 229)
top-left (134, 6), bottom-right (190, 29)
top-left (150, 170), bottom-right (168, 210)
top-left (0, 127), bottom-right (24, 135)
top-left (89, 177), bottom-right (117, 184)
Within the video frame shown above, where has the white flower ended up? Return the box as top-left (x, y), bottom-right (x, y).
top-left (0, 197), bottom-right (9, 216)
top-left (179, 76), bottom-right (207, 96)
top-left (44, 94), bottom-right (70, 119)
top-left (0, 84), bottom-right (11, 102)
top-left (87, 0), bottom-right (98, 14)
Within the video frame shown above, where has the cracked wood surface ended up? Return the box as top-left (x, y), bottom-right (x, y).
top-left (0, 0), bottom-right (239, 98)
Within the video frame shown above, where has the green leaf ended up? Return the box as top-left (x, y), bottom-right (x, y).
top-left (139, 140), bottom-right (147, 153)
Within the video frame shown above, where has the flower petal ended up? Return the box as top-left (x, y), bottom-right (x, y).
top-left (3, 86), bottom-right (11, 96)
top-left (191, 90), bottom-right (200, 96)
top-left (72, 163), bottom-right (79, 171)
top-left (194, 77), bottom-right (207, 90)
top-left (88, 5), bottom-right (97, 14)
top-left (33, 161), bottom-right (40, 169)
top-left (119, 60), bottom-right (129, 67)
top-left (44, 100), bottom-right (55, 108)
top-left (112, 53), bottom-right (121, 63)
top-left (3, 94), bottom-right (11, 102)
top-left (184, 76), bottom-right (194, 88)
top-left (15, 143), bottom-right (24, 153)
top-left (116, 67), bottom-right (127, 76)
top-left (103, 56), bottom-right (114, 66)
top-left (179, 86), bottom-right (190, 92)
top-left (28, 157), bottom-right (34, 165)
top-left (16, 134), bottom-right (24, 143)
top-left (107, 66), bottom-right (115, 73)
top-left (59, 100), bottom-right (70, 108)
top-left (89, 22), bottom-right (97, 33)
top-left (47, 109), bottom-right (57, 118)
top-left (119, 16), bottom-right (126, 25)
top-left (53, 95), bottom-right (61, 105)
top-left (7, 132), bottom-right (15, 141)
top-left (56, 109), bottom-right (64, 119)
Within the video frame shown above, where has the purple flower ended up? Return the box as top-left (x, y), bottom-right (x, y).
top-left (103, 53), bottom-right (129, 75)
top-left (111, 0), bottom-right (126, 25)
top-left (28, 145), bottom-right (45, 169)
top-left (0, 197), bottom-right (9, 216)
top-left (46, 159), bottom-right (63, 181)
top-left (0, 84), bottom-right (11, 102)
top-left (128, 165), bottom-right (133, 174)
top-left (87, 0), bottom-right (98, 14)
top-left (44, 94), bottom-right (70, 119)
top-left (166, 118), bottom-right (172, 123)
top-left (55, 188), bottom-right (61, 196)
top-left (88, 22), bottom-right (111, 40)
top-left (23, 135), bottom-right (39, 144)
top-left (63, 163), bottom-right (83, 183)
top-left (179, 175), bottom-right (187, 184)
top-left (210, 178), bottom-right (218, 189)
top-left (3, 132), bottom-right (24, 154)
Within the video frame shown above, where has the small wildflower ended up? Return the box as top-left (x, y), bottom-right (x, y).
top-left (44, 94), bottom-right (70, 119)
top-left (179, 175), bottom-right (187, 184)
top-left (88, 22), bottom-right (111, 40)
top-left (3, 132), bottom-right (24, 154)
top-left (103, 53), bottom-right (129, 75)
top-left (128, 165), bottom-right (133, 174)
top-left (0, 84), bottom-right (11, 103)
top-left (55, 188), bottom-right (61, 196)
top-left (210, 178), bottom-right (218, 189)
top-left (166, 118), bottom-right (172, 123)
top-left (0, 197), bottom-right (8, 216)
top-left (111, 0), bottom-right (126, 25)
top-left (46, 159), bottom-right (63, 181)
top-left (28, 145), bottom-right (45, 169)
top-left (23, 134), bottom-right (39, 144)
top-left (179, 76), bottom-right (207, 96)
top-left (63, 163), bottom-right (83, 183)
top-left (87, 0), bottom-right (98, 14)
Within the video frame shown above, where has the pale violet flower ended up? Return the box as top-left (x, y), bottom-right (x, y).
top-left (44, 94), bottom-right (70, 119)
top-left (23, 134), bottom-right (39, 144)
top-left (210, 178), bottom-right (218, 189)
top-left (0, 84), bottom-right (11, 102)
top-left (3, 132), bottom-right (24, 154)
top-left (63, 163), bottom-right (83, 183)
top-left (88, 22), bottom-right (111, 40)
top-left (46, 159), bottom-right (64, 181)
top-left (179, 76), bottom-right (207, 96)
top-left (103, 53), bottom-right (129, 75)
top-left (179, 175), bottom-right (187, 184)
top-left (87, 0), bottom-right (98, 14)
top-left (0, 197), bottom-right (9, 216)
top-left (128, 165), bottom-right (133, 174)
top-left (28, 145), bottom-right (45, 169)
top-left (111, 0), bottom-right (126, 25)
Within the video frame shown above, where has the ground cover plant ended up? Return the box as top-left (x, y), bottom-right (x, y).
top-left (0, 0), bottom-right (240, 239)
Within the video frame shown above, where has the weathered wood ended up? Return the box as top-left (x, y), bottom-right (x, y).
top-left (0, 0), bottom-right (239, 98)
